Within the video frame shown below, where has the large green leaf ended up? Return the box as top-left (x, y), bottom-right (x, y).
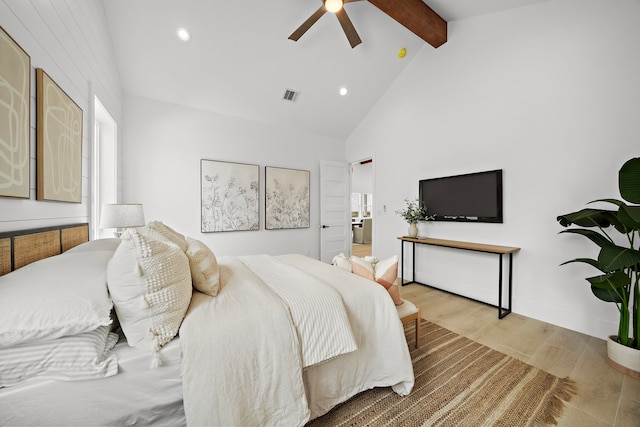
top-left (591, 198), bottom-right (624, 207)
top-left (560, 257), bottom-right (605, 272)
top-left (618, 204), bottom-right (640, 231)
top-left (591, 286), bottom-right (624, 303)
top-left (588, 199), bottom-right (630, 233)
top-left (557, 208), bottom-right (618, 228)
top-left (558, 228), bottom-right (612, 248)
top-left (588, 271), bottom-right (629, 303)
top-left (598, 245), bottom-right (640, 271)
top-left (619, 157), bottom-right (640, 204)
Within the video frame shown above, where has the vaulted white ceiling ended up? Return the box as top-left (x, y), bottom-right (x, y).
top-left (103, 0), bottom-right (548, 140)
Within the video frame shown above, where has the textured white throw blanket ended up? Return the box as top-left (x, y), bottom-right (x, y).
top-left (239, 254), bottom-right (357, 367)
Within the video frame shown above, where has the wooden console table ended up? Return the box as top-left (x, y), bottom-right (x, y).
top-left (398, 237), bottom-right (521, 319)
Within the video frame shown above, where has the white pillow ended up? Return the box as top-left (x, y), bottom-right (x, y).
top-left (331, 253), bottom-right (352, 272)
top-left (374, 255), bottom-right (399, 286)
top-left (106, 228), bottom-right (192, 354)
top-left (0, 251), bottom-right (114, 348)
top-left (0, 325), bottom-right (118, 388)
top-left (145, 221), bottom-right (187, 252)
top-left (185, 237), bottom-right (221, 296)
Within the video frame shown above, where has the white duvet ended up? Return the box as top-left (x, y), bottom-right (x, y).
top-left (239, 254), bottom-right (357, 368)
top-left (179, 254), bottom-right (414, 426)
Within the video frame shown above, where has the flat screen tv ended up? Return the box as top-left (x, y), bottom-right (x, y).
top-left (419, 169), bottom-right (503, 223)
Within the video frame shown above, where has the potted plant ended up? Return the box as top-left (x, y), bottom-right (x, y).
top-left (396, 198), bottom-right (434, 238)
top-left (557, 157), bottom-right (640, 378)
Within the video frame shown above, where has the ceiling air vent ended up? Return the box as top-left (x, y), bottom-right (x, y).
top-left (283, 89), bottom-right (300, 103)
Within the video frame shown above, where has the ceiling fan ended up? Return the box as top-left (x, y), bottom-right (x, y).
top-left (288, 0), bottom-right (364, 48)
top-left (288, 0), bottom-right (447, 49)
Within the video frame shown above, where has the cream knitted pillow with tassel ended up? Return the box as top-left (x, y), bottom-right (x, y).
top-left (107, 228), bottom-right (192, 365)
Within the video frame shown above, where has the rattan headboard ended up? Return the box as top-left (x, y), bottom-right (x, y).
top-left (0, 223), bottom-right (89, 276)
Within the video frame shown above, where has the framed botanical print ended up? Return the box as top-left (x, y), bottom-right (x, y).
top-left (201, 159), bottom-right (259, 232)
top-left (36, 68), bottom-right (83, 202)
top-left (0, 26), bottom-right (31, 198)
top-left (265, 166), bottom-right (310, 230)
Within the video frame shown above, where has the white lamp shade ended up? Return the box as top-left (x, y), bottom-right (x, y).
top-left (100, 204), bottom-right (146, 229)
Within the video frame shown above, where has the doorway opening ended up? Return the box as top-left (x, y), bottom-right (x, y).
top-left (350, 158), bottom-right (373, 257)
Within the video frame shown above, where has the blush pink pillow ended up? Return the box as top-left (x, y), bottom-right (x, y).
top-left (351, 257), bottom-right (374, 280)
top-left (351, 256), bottom-right (403, 305)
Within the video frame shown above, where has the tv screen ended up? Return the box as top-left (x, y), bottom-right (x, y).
top-left (419, 169), bottom-right (503, 223)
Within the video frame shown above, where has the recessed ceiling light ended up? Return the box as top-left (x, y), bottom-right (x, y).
top-left (339, 87), bottom-right (348, 96)
top-left (177, 27), bottom-right (191, 41)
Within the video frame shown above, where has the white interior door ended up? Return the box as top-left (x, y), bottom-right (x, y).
top-left (320, 160), bottom-right (350, 263)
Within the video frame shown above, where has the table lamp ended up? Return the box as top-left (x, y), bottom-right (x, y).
top-left (100, 203), bottom-right (145, 237)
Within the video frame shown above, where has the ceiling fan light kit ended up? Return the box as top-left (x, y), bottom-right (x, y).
top-left (325, 0), bottom-right (344, 13)
top-left (289, 0), bottom-right (447, 49)
top-left (176, 27), bottom-right (191, 41)
top-left (288, 0), bottom-right (364, 48)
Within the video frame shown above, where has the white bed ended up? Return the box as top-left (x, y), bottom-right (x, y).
top-left (0, 223), bottom-right (414, 426)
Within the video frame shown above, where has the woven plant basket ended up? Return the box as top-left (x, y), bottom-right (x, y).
top-left (607, 336), bottom-right (640, 379)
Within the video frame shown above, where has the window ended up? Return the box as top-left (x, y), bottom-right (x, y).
top-left (351, 192), bottom-right (373, 220)
top-left (351, 192), bottom-right (361, 219)
top-left (92, 97), bottom-right (118, 239)
top-left (362, 193), bottom-right (372, 218)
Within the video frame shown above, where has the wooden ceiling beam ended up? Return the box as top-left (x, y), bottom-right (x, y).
top-left (368, 0), bottom-right (447, 48)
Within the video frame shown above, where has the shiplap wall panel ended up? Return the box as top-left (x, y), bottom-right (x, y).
top-left (68, 1), bottom-right (122, 114)
top-left (0, 0), bottom-right (122, 232)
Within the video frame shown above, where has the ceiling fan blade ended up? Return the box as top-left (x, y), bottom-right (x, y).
top-left (343, 0), bottom-right (365, 3)
top-left (335, 9), bottom-right (362, 48)
top-left (288, 6), bottom-right (327, 41)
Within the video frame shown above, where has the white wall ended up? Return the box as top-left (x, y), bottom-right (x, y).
top-left (121, 94), bottom-right (345, 258)
top-left (351, 162), bottom-right (373, 194)
top-left (346, 0), bottom-right (640, 340)
top-left (0, 0), bottom-right (122, 233)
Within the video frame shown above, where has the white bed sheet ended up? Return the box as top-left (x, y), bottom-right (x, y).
top-left (0, 334), bottom-right (185, 426)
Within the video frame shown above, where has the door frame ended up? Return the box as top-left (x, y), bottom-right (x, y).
top-left (350, 154), bottom-right (375, 254)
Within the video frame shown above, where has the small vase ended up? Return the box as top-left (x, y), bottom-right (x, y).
top-left (407, 223), bottom-right (418, 238)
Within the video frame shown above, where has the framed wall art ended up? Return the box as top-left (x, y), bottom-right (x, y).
top-left (265, 166), bottom-right (310, 230)
top-left (0, 26), bottom-right (31, 199)
top-left (36, 68), bottom-right (83, 203)
top-left (201, 159), bottom-right (259, 232)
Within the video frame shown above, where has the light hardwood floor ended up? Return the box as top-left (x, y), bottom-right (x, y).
top-left (400, 284), bottom-right (640, 426)
top-left (352, 244), bottom-right (372, 258)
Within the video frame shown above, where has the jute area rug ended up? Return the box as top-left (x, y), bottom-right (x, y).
top-left (307, 319), bottom-right (577, 427)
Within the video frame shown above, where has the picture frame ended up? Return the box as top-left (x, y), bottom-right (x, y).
top-left (36, 68), bottom-right (83, 203)
top-left (201, 159), bottom-right (259, 232)
top-left (265, 166), bottom-right (310, 230)
top-left (0, 26), bottom-right (31, 199)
